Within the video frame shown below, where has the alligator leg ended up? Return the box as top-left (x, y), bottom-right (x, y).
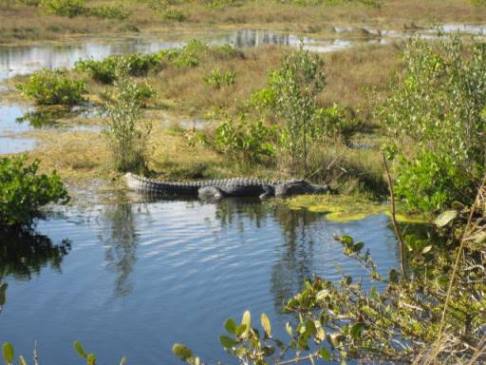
top-left (259, 185), bottom-right (275, 200)
top-left (198, 186), bottom-right (225, 201)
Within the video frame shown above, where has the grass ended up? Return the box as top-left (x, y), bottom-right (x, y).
top-left (7, 40), bottom-right (404, 196)
top-left (1, 0), bottom-right (486, 44)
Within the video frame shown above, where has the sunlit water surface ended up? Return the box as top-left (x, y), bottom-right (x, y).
top-left (0, 198), bottom-right (398, 364)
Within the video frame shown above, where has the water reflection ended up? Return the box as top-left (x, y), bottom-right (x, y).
top-left (0, 197), bottom-right (398, 364)
top-left (0, 228), bottom-right (71, 312)
top-left (98, 198), bottom-right (139, 297)
top-left (221, 29), bottom-right (356, 53)
top-left (271, 207), bottom-right (319, 309)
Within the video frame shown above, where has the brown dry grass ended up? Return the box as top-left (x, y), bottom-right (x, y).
top-left (143, 43), bottom-right (402, 121)
top-left (1, 0), bottom-right (485, 44)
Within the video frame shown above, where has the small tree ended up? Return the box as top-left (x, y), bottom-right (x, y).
top-left (380, 36), bottom-right (486, 211)
top-left (104, 65), bottom-right (153, 173)
top-left (252, 45), bottom-right (326, 175)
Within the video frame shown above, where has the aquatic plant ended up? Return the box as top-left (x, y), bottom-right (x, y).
top-left (0, 156), bottom-right (69, 228)
top-left (17, 69), bottom-right (86, 105)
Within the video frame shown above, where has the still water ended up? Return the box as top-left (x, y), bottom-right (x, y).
top-left (0, 197), bottom-right (398, 364)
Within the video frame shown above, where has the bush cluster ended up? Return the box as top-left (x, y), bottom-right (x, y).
top-left (380, 37), bottom-right (486, 211)
top-left (0, 156), bottom-right (69, 228)
top-left (17, 69), bottom-right (86, 105)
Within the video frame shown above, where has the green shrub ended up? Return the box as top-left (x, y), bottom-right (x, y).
top-left (255, 45), bottom-right (326, 173)
top-left (103, 67), bottom-right (153, 173)
top-left (76, 58), bottom-right (118, 84)
top-left (40, 0), bottom-right (85, 17)
top-left (17, 69), bottom-right (86, 105)
top-left (213, 117), bottom-right (276, 164)
top-left (162, 8), bottom-right (186, 21)
top-left (161, 40), bottom-right (209, 68)
top-left (394, 150), bottom-right (475, 212)
top-left (76, 53), bottom-right (161, 84)
top-left (204, 69), bottom-right (236, 89)
top-left (87, 5), bottom-right (129, 19)
top-left (0, 156), bottom-right (69, 228)
top-left (380, 36), bottom-right (486, 211)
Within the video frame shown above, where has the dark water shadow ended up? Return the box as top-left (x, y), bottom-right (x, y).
top-left (0, 228), bottom-right (71, 313)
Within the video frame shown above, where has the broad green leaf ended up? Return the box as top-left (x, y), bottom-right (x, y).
top-left (285, 322), bottom-right (293, 337)
top-left (73, 341), bottom-right (87, 359)
top-left (87, 353), bottom-right (96, 365)
top-left (241, 310), bottom-right (251, 337)
top-left (316, 289), bottom-right (330, 301)
top-left (224, 318), bottom-right (237, 334)
top-left (338, 235), bottom-right (353, 245)
top-left (353, 242), bottom-right (364, 252)
top-left (434, 210), bottom-right (458, 227)
top-left (2, 343), bottom-right (14, 365)
top-left (389, 269), bottom-right (400, 284)
top-left (219, 336), bottom-right (239, 349)
top-left (350, 323), bottom-right (365, 339)
top-left (260, 313), bottom-right (272, 337)
top-left (235, 324), bottom-right (247, 337)
top-left (241, 310), bottom-right (251, 328)
top-left (422, 245), bottom-right (433, 254)
top-left (319, 348), bottom-right (331, 361)
top-left (172, 344), bottom-right (193, 361)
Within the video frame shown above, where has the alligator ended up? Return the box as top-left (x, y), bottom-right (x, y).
top-left (124, 173), bottom-right (329, 200)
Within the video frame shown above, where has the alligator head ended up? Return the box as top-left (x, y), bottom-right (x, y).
top-left (274, 180), bottom-right (329, 197)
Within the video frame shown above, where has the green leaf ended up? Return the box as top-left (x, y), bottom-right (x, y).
top-left (2, 343), bottom-right (14, 365)
top-left (337, 235), bottom-right (353, 245)
top-left (224, 318), bottom-right (237, 334)
top-left (260, 313), bottom-right (272, 337)
top-left (285, 322), bottom-right (293, 337)
top-left (316, 289), bottom-right (330, 301)
top-left (219, 336), bottom-right (239, 349)
top-left (241, 310), bottom-right (251, 337)
top-left (18, 356), bottom-right (27, 365)
top-left (172, 344), bottom-right (193, 361)
top-left (353, 242), bottom-right (364, 252)
top-left (235, 324), bottom-right (247, 337)
top-left (350, 323), bottom-right (365, 339)
top-left (119, 356), bottom-right (127, 365)
top-left (241, 310), bottom-right (251, 328)
top-left (87, 353), bottom-right (96, 365)
top-left (422, 245), bottom-right (433, 254)
top-left (434, 210), bottom-right (458, 227)
top-left (73, 341), bottom-right (87, 359)
top-left (389, 269), bottom-right (400, 284)
top-left (319, 348), bottom-right (331, 361)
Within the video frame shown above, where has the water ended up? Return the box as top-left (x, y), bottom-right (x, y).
top-left (0, 197), bottom-right (398, 364)
top-left (0, 102), bottom-right (103, 154)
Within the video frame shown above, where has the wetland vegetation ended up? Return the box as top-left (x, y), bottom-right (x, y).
top-left (0, 0), bottom-right (485, 364)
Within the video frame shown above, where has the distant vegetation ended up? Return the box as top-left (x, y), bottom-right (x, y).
top-left (17, 69), bottom-right (86, 105)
